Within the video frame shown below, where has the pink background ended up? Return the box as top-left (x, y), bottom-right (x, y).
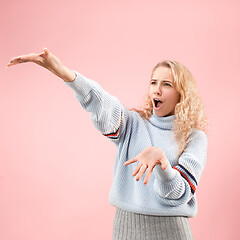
top-left (1, 0), bottom-right (240, 239)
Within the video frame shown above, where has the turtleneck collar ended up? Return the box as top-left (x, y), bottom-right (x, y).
top-left (149, 109), bottom-right (176, 130)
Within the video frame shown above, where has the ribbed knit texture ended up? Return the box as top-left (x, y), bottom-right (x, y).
top-left (64, 70), bottom-right (208, 218)
top-left (112, 208), bottom-right (193, 240)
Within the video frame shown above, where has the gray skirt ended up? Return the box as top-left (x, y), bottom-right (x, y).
top-left (112, 208), bottom-right (194, 240)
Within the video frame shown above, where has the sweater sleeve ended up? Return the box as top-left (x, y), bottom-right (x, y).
top-left (153, 129), bottom-right (208, 206)
top-left (63, 70), bottom-right (128, 144)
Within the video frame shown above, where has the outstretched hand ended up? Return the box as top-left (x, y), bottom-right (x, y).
top-left (123, 146), bottom-right (168, 185)
top-left (7, 48), bottom-right (67, 79)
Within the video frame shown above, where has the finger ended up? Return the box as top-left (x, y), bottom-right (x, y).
top-left (7, 55), bottom-right (33, 66)
top-left (132, 162), bottom-right (142, 176)
top-left (43, 47), bottom-right (49, 54)
top-left (40, 48), bottom-right (49, 57)
top-left (124, 158), bottom-right (138, 166)
top-left (135, 164), bottom-right (148, 181)
top-left (7, 57), bottom-right (26, 66)
top-left (143, 166), bottom-right (154, 185)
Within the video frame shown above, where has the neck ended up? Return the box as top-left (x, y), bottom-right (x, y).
top-left (149, 109), bottom-right (176, 130)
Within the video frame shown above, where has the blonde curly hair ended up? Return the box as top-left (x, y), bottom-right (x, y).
top-left (129, 60), bottom-right (208, 158)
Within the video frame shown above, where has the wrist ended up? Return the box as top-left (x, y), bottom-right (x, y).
top-left (60, 66), bottom-right (76, 82)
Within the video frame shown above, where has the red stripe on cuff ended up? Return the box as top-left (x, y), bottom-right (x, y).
top-left (104, 128), bottom-right (120, 137)
top-left (173, 166), bottom-right (196, 193)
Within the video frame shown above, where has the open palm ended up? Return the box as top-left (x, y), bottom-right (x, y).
top-left (7, 48), bottom-right (65, 78)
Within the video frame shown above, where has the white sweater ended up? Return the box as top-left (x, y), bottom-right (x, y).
top-left (63, 70), bottom-right (208, 217)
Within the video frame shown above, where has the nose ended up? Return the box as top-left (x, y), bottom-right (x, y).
top-left (154, 83), bottom-right (162, 95)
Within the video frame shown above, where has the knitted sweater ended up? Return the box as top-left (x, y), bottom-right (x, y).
top-left (63, 70), bottom-right (208, 218)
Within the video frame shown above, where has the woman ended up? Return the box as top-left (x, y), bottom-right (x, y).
top-left (7, 48), bottom-right (208, 239)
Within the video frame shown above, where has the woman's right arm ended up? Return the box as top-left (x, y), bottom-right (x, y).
top-left (7, 48), bottom-right (129, 144)
top-left (63, 70), bottom-right (129, 144)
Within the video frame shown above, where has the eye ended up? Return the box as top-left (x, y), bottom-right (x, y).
top-left (151, 81), bottom-right (157, 85)
top-left (164, 83), bottom-right (172, 87)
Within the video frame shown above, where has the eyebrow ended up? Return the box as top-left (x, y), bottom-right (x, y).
top-left (151, 78), bottom-right (173, 83)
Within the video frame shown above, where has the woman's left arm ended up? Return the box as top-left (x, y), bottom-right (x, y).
top-left (124, 129), bottom-right (208, 206)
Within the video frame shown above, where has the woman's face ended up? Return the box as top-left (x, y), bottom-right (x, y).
top-left (149, 66), bottom-right (180, 117)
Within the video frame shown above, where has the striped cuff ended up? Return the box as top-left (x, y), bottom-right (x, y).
top-left (173, 164), bottom-right (197, 194)
top-left (102, 110), bottom-right (122, 140)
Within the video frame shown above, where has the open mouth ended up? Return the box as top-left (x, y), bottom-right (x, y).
top-left (153, 98), bottom-right (163, 109)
